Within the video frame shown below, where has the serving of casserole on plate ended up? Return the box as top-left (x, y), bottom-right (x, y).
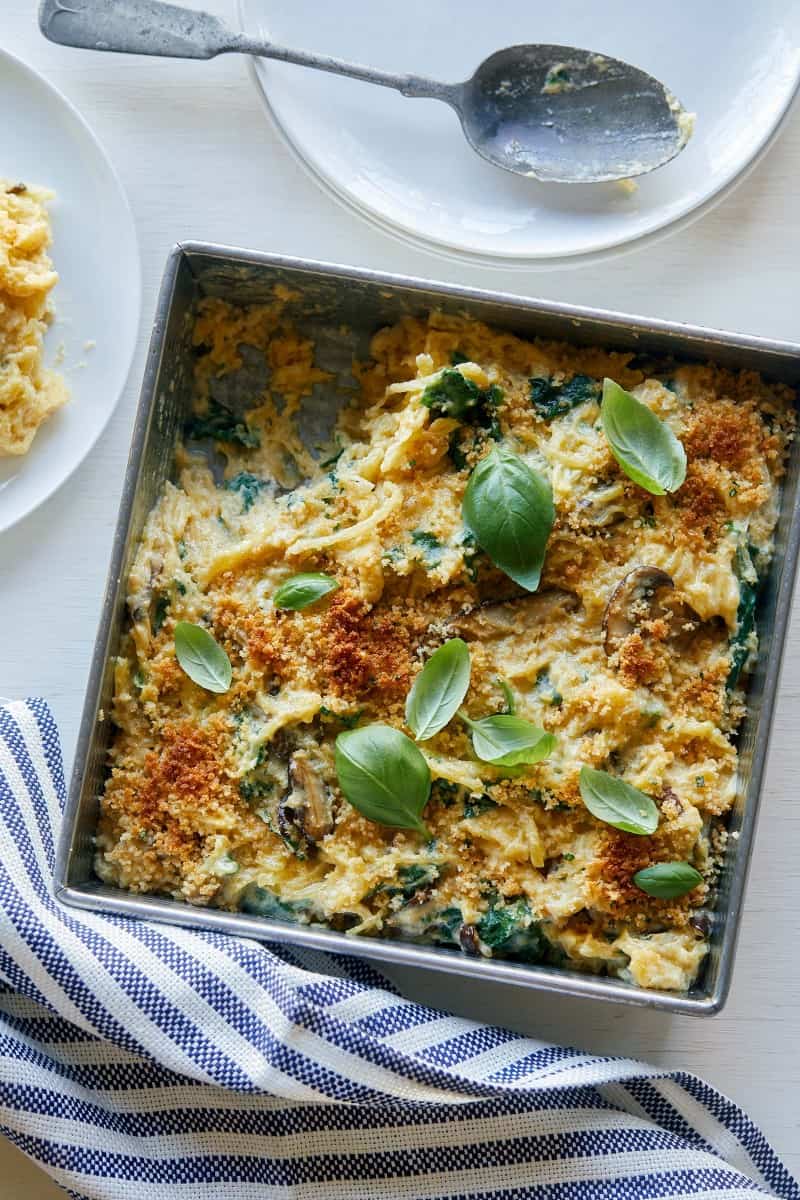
top-left (0, 178), bottom-right (68, 457)
top-left (82, 250), bottom-right (796, 1000)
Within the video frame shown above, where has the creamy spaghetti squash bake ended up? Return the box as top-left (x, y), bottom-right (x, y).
top-left (0, 180), bottom-right (67, 456)
top-left (97, 294), bottom-right (795, 992)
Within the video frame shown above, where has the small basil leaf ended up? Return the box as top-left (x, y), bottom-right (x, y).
top-left (335, 724), bottom-right (431, 836)
top-left (601, 379), bottom-right (686, 496)
top-left (497, 678), bottom-right (516, 715)
top-left (462, 445), bottom-right (554, 592)
top-left (633, 861), bottom-right (703, 899)
top-left (273, 573), bottom-right (339, 611)
top-left (460, 711), bottom-right (556, 767)
top-left (174, 621), bottom-right (232, 694)
top-left (406, 638), bottom-right (471, 741)
top-left (579, 766), bottom-right (659, 836)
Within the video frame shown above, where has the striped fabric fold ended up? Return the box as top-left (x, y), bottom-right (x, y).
top-left (0, 699), bottom-right (794, 1200)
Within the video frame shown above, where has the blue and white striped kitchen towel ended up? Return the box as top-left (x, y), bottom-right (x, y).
top-left (0, 698), bottom-right (795, 1200)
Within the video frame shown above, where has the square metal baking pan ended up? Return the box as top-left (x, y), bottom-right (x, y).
top-left (55, 242), bottom-right (800, 1015)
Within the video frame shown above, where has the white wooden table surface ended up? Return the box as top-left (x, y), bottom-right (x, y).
top-left (2, 3), bottom-right (799, 1195)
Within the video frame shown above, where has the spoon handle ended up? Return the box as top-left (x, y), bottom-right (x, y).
top-left (39, 0), bottom-right (454, 101)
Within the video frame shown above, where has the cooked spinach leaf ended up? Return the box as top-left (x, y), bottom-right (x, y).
top-left (463, 794), bottom-right (498, 819)
top-left (225, 471), bottom-right (268, 512)
top-left (422, 368), bottom-right (501, 424)
top-left (448, 420), bottom-right (503, 470)
top-left (457, 529), bottom-right (482, 582)
top-left (185, 399), bottom-right (260, 448)
top-left (411, 530), bottom-right (444, 568)
top-left (319, 705), bottom-right (363, 730)
top-left (151, 593), bottom-right (170, 635)
top-left (423, 369), bottom-right (503, 473)
top-left (448, 428), bottom-right (472, 471)
top-left (417, 906), bottom-right (463, 946)
top-left (320, 446), bottom-right (344, 470)
top-left (239, 773), bottom-right (273, 805)
top-left (477, 897), bottom-right (547, 963)
top-left (534, 668), bottom-right (562, 708)
top-left (239, 884), bottom-right (311, 923)
top-left (728, 543), bottom-right (759, 689)
top-left (530, 374), bottom-right (600, 421)
top-left (430, 778), bottom-right (461, 807)
top-left (542, 64), bottom-right (571, 90)
top-left (367, 863), bottom-right (440, 904)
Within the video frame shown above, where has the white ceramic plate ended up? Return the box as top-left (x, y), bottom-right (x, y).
top-left (240, 0), bottom-right (800, 265)
top-left (0, 48), bottom-right (140, 534)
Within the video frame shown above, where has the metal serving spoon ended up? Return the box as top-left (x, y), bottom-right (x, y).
top-left (39, 0), bottom-right (694, 184)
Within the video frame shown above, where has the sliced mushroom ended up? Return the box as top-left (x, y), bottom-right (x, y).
top-left (659, 787), bottom-right (685, 818)
top-left (451, 588), bottom-right (580, 639)
top-left (459, 924), bottom-right (481, 956)
top-left (603, 567), bottom-right (674, 653)
top-left (603, 566), bottom-right (705, 655)
top-left (665, 598), bottom-right (710, 653)
top-left (690, 913), bottom-right (712, 938)
top-left (126, 555), bottom-right (167, 629)
top-left (328, 912), bottom-right (361, 933)
top-left (277, 751), bottom-right (333, 857)
top-left (575, 482), bottom-right (627, 530)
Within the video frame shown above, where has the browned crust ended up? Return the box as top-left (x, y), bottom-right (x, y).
top-left (320, 591), bottom-right (428, 700)
top-left (589, 828), bottom-right (706, 929)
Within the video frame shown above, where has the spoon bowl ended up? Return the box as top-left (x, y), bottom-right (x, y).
top-left (458, 45), bottom-right (693, 183)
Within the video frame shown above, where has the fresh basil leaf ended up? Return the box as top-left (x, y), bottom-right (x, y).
top-left (174, 621), bottom-right (232, 694)
top-left (335, 724), bottom-right (431, 836)
top-left (633, 861), bottom-right (703, 899)
top-left (460, 710), bottom-right (556, 767)
top-left (406, 638), bottom-right (471, 741)
top-left (579, 766), bottom-right (659, 835)
top-left (273, 573), bottom-right (339, 611)
top-left (462, 445), bottom-right (554, 591)
top-left (601, 379), bottom-right (686, 495)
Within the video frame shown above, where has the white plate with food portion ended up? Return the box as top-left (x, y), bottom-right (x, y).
top-left (0, 47), bottom-right (140, 534)
top-left (240, 0), bottom-right (800, 265)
